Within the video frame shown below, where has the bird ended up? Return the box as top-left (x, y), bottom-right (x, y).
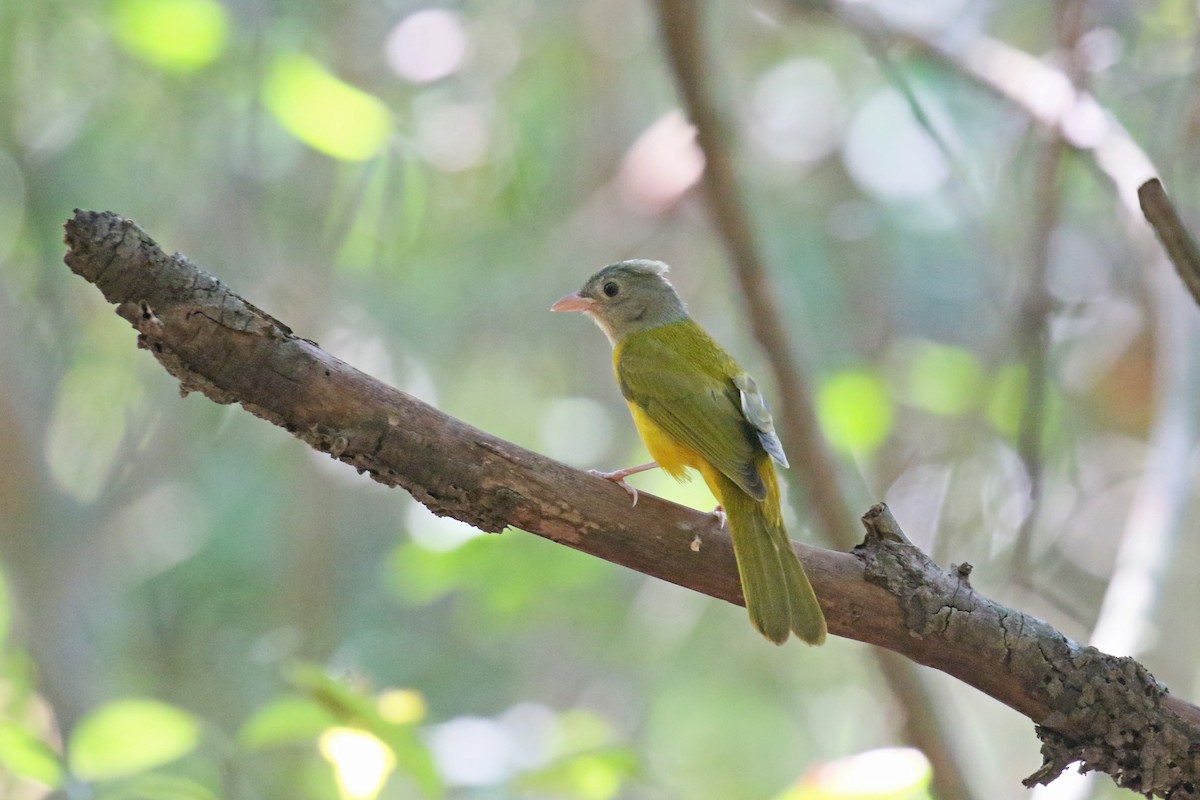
top-left (551, 259), bottom-right (826, 645)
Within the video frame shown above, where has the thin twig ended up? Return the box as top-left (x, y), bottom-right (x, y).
top-left (1139, 178), bottom-right (1200, 307)
top-left (1009, 137), bottom-right (1062, 581)
top-left (1011, 0), bottom-right (1089, 584)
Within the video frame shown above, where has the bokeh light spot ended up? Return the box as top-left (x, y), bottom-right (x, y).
top-left (110, 0), bottom-right (228, 72)
top-left (843, 89), bottom-right (948, 200)
top-left (986, 363), bottom-right (1028, 438)
top-left (416, 101), bottom-right (490, 172)
top-left (429, 716), bottom-right (515, 786)
top-left (784, 746), bottom-right (931, 799)
top-left (319, 728), bottom-right (395, 800)
top-left (900, 340), bottom-right (984, 416)
top-left (616, 110), bottom-right (705, 215)
top-left (817, 368), bottom-right (894, 454)
top-left (385, 9), bottom-right (468, 83)
top-left (377, 689), bottom-right (427, 725)
top-left (265, 54), bottom-right (392, 161)
top-left (750, 59), bottom-right (844, 164)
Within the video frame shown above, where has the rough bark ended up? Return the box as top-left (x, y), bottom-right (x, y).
top-left (63, 210), bottom-right (1200, 797)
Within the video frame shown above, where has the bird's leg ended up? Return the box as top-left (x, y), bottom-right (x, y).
top-left (711, 505), bottom-right (726, 529)
top-left (588, 462), bottom-right (659, 507)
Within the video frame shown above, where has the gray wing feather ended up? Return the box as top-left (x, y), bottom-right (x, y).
top-left (734, 373), bottom-right (789, 468)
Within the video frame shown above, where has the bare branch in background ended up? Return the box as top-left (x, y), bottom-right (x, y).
top-left (63, 210), bottom-right (1200, 797)
top-left (1010, 0), bottom-right (1089, 589)
top-left (1008, 136), bottom-right (1063, 583)
top-left (1140, 178), bottom-right (1200, 306)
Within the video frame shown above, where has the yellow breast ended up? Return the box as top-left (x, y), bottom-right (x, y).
top-left (626, 402), bottom-right (691, 473)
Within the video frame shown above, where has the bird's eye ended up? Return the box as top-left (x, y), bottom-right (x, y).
top-left (603, 281), bottom-right (619, 297)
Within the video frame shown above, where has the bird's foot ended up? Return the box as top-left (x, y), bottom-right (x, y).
top-left (589, 469), bottom-right (641, 506)
top-left (587, 462), bottom-right (659, 508)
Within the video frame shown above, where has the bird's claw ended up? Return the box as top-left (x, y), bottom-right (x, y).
top-left (588, 469), bottom-right (640, 507)
top-left (711, 505), bottom-right (727, 529)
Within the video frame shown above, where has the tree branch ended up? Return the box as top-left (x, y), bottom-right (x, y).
top-left (1010, 0), bottom-right (1089, 588)
top-left (63, 211), bottom-right (1200, 797)
top-left (1140, 178), bottom-right (1200, 309)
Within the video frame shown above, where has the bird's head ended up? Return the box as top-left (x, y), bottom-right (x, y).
top-left (551, 259), bottom-right (687, 345)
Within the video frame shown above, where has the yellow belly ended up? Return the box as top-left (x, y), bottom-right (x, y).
top-left (628, 402), bottom-right (705, 482)
top-left (628, 401), bottom-right (782, 525)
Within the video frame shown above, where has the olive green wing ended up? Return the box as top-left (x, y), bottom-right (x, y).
top-left (616, 326), bottom-right (767, 500)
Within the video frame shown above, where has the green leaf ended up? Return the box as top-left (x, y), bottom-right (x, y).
top-left (555, 710), bottom-right (616, 752)
top-left (518, 711), bottom-right (631, 800)
top-left (239, 695), bottom-right (339, 749)
top-left (265, 54), bottom-right (392, 161)
top-left (901, 341), bottom-right (984, 416)
top-left (110, 0), bottom-right (228, 72)
top-left (286, 663), bottom-right (380, 723)
top-left (69, 699), bottom-right (200, 781)
top-left (985, 363), bottom-right (1028, 438)
top-left (983, 363), bottom-right (1066, 444)
top-left (817, 369), bottom-right (893, 454)
top-left (0, 722), bottom-right (63, 787)
top-left (520, 747), bottom-right (638, 800)
top-left (98, 773), bottom-right (220, 800)
top-left (369, 722), bottom-right (442, 800)
top-left (286, 665), bottom-right (443, 798)
top-left (319, 727), bottom-right (396, 800)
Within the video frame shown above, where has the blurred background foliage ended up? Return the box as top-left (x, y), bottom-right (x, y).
top-left (1, 0), bottom-right (1199, 798)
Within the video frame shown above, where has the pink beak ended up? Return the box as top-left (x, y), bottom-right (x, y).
top-left (550, 292), bottom-right (595, 312)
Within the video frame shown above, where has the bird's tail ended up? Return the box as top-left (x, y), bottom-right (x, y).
top-left (717, 467), bottom-right (826, 646)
